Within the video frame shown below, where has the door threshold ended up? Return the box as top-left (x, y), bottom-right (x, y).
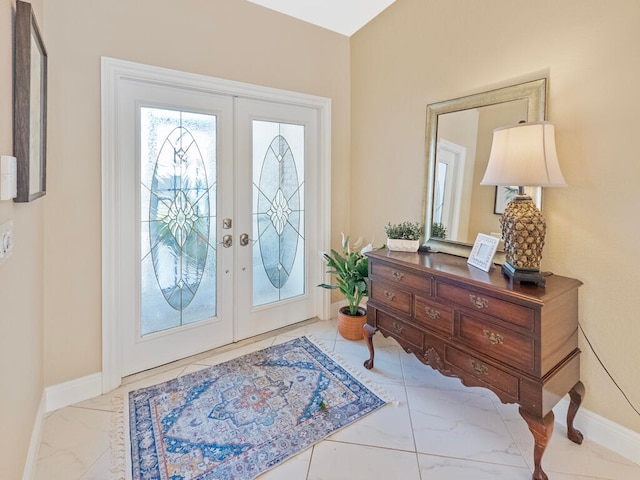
top-left (121, 317), bottom-right (322, 386)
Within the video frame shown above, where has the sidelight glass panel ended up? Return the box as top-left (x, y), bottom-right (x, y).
top-left (434, 161), bottom-right (448, 224)
top-left (140, 107), bottom-right (217, 335)
top-left (252, 120), bottom-right (305, 307)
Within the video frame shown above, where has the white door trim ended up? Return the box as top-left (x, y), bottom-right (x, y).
top-left (435, 138), bottom-right (466, 240)
top-left (101, 57), bottom-right (331, 393)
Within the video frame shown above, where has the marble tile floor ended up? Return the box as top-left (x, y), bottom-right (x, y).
top-left (34, 318), bottom-right (640, 480)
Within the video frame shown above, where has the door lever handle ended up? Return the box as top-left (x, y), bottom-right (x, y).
top-left (240, 233), bottom-right (256, 247)
top-left (217, 235), bottom-right (232, 248)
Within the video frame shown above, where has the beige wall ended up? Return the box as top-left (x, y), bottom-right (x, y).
top-left (0, 1), bottom-right (45, 477)
top-left (42, 0), bottom-right (350, 386)
top-left (351, 0), bottom-right (640, 433)
top-left (3, 0), bottom-right (638, 475)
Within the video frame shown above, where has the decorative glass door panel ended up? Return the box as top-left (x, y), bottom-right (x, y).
top-left (252, 120), bottom-right (305, 307)
top-left (140, 108), bottom-right (218, 336)
top-left (115, 77), bottom-right (234, 376)
top-left (110, 71), bottom-right (322, 377)
top-left (235, 98), bottom-right (319, 340)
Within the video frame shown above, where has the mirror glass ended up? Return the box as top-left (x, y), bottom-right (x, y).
top-left (423, 79), bottom-right (547, 256)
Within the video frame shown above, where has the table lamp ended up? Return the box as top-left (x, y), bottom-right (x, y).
top-left (481, 121), bottom-right (566, 286)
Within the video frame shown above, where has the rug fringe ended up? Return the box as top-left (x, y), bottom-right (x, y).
top-left (111, 393), bottom-right (127, 480)
top-left (305, 335), bottom-right (398, 406)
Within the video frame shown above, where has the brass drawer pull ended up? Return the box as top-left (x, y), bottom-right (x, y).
top-left (469, 294), bottom-right (489, 309)
top-left (392, 321), bottom-right (405, 334)
top-left (470, 360), bottom-right (488, 375)
top-left (384, 290), bottom-right (396, 301)
top-left (424, 307), bottom-right (440, 320)
top-left (483, 329), bottom-right (504, 345)
top-left (392, 270), bottom-right (405, 281)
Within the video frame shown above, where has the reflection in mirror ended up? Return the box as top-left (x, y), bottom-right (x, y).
top-left (423, 79), bottom-right (546, 257)
top-left (435, 99), bottom-right (528, 244)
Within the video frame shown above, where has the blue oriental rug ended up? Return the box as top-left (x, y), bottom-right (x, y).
top-left (126, 336), bottom-right (387, 480)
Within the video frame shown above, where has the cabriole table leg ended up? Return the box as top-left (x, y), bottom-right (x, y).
top-left (567, 380), bottom-right (585, 444)
top-left (363, 323), bottom-right (377, 370)
top-left (519, 408), bottom-right (554, 480)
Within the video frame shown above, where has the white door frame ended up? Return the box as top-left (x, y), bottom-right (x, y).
top-left (435, 138), bottom-right (466, 240)
top-left (101, 57), bottom-right (332, 393)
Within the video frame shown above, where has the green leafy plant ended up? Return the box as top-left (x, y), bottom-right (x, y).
top-left (384, 221), bottom-right (422, 241)
top-left (431, 222), bottom-right (447, 240)
top-left (318, 235), bottom-right (371, 316)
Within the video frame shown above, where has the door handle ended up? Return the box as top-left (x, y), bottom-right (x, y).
top-left (240, 233), bottom-right (256, 247)
top-left (218, 234), bottom-right (232, 248)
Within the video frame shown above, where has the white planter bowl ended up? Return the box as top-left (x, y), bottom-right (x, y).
top-left (386, 238), bottom-right (420, 252)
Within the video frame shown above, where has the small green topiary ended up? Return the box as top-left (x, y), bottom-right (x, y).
top-left (384, 221), bottom-right (422, 241)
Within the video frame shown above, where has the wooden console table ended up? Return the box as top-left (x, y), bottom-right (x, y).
top-left (364, 249), bottom-right (584, 480)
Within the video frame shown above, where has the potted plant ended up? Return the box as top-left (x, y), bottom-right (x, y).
top-left (318, 235), bottom-right (372, 340)
top-left (384, 221), bottom-right (422, 252)
top-left (431, 222), bottom-right (447, 240)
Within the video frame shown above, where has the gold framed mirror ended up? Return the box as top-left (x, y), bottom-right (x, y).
top-left (422, 79), bottom-right (547, 260)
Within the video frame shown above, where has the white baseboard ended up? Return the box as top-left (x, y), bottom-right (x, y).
top-left (33, 362), bottom-right (640, 469)
top-left (554, 397), bottom-right (640, 465)
top-left (44, 372), bottom-right (103, 412)
top-left (23, 374), bottom-right (103, 479)
top-left (22, 393), bottom-right (46, 480)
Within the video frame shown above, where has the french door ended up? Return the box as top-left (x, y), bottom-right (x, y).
top-left (235, 98), bottom-right (319, 339)
top-left (102, 59), bottom-right (328, 382)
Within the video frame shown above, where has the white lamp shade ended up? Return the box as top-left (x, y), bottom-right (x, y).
top-left (481, 122), bottom-right (567, 187)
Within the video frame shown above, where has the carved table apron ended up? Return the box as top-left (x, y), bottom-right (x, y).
top-left (363, 249), bottom-right (584, 480)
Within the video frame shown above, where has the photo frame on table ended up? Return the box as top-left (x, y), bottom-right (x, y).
top-left (14, 0), bottom-right (47, 202)
top-left (494, 186), bottom-right (542, 215)
top-left (467, 233), bottom-right (500, 272)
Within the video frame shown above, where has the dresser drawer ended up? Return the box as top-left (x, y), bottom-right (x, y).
top-left (445, 346), bottom-right (519, 399)
top-left (371, 262), bottom-right (432, 296)
top-left (436, 282), bottom-right (535, 331)
top-left (377, 311), bottom-right (423, 350)
top-left (370, 281), bottom-right (412, 315)
top-left (414, 296), bottom-right (454, 337)
top-left (458, 313), bottom-right (534, 373)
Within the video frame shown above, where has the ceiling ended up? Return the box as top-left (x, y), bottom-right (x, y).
top-left (247, 0), bottom-right (397, 37)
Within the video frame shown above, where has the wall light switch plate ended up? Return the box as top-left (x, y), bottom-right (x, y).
top-left (1, 155), bottom-right (17, 201)
top-left (0, 219), bottom-right (13, 263)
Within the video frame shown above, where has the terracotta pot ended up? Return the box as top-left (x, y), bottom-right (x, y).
top-left (337, 306), bottom-right (367, 341)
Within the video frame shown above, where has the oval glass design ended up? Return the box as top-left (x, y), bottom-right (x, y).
top-left (149, 126), bottom-right (210, 310)
top-left (257, 135), bottom-right (300, 289)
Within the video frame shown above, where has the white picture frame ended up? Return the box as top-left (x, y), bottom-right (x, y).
top-left (467, 233), bottom-right (500, 272)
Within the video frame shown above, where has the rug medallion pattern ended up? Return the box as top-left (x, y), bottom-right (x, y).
top-left (129, 336), bottom-right (386, 479)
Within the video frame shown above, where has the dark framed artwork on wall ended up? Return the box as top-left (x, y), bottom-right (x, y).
top-left (493, 186), bottom-right (519, 215)
top-left (14, 0), bottom-right (47, 202)
top-left (493, 186), bottom-right (542, 215)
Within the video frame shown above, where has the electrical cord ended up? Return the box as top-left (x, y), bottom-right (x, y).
top-left (578, 322), bottom-right (640, 416)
